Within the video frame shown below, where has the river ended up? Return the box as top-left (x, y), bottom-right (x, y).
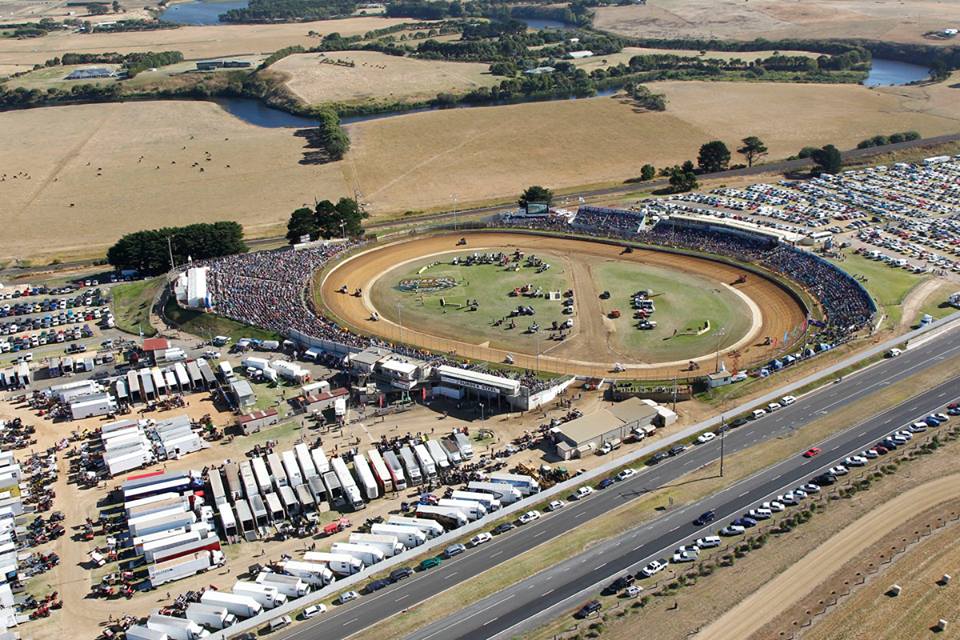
top-left (160, 0), bottom-right (247, 24)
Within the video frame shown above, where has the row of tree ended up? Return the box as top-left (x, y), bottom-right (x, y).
top-left (285, 198), bottom-right (367, 244)
top-left (856, 131), bottom-right (922, 149)
top-left (107, 222), bottom-right (248, 275)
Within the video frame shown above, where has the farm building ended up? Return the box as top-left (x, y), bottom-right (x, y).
top-left (228, 380), bottom-right (256, 408)
top-left (66, 67), bottom-right (116, 80)
top-left (553, 397), bottom-right (659, 459)
top-left (236, 408), bottom-right (280, 435)
top-left (299, 387), bottom-right (349, 415)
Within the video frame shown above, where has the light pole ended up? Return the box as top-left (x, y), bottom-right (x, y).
top-left (714, 327), bottom-right (726, 373)
top-left (397, 302), bottom-right (403, 344)
top-left (719, 413), bottom-right (726, 477)
top-left (339, 219), bottom-right (346, 240)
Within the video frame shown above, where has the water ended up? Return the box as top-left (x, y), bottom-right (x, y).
top-left (160, 0), bottom-right (248, 25)
top-left (520, 18), bottom-right (574, 30)
top-left (863, 58), bottom-right (930, 87)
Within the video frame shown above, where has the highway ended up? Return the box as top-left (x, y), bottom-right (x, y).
top-left (274, 326), bottom-right (960, 640)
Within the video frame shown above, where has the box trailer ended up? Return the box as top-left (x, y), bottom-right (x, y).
top-left (185, 602), bottom-right (237, 630)
top-left (440, 438), bottom-right (463, 464)
top-left (294, 443), bottom-right (318, 481)
top-left (223, 463), bottom-right (242, 501)
top-left (331, 457), bottom-right (364, 510)
top-left (425, 440), bottom-right (451, 470)
top-left (126, 493), bottom-right (189, 519)
top-left (321, 471), bottom-right (343, 509)
top-left (251, 457), bottom-right (271, 494)
top-left (132, 525), bottom-right (190, 550)
top-left (450, 490), bottom-right (501, 512)
top-left (348, 532), bottom-right (405, 557)
top-left (281, 450), bottom-right (303, 487)
top-left (307, 475), bottom-right (326, 504)
top-left (414, 505), bottom-right (468, 528)
top-left (381, 450), bottom-right (407, 491)
top-left (125, 490), bottom-right (184, 512)
top-left (278, 484), bottom-right (299, 515)
top-left (280, 559), bottom-right (335, 585)
top-left (452, 432), bottom-right (474, 459)
top-left (330, 542), bottom-right (385, 566)
top-left (414, 443), bottom-right (438, 479)
top-left (146, 614), bottom-right (210, 640)
top-left (352, 453), bottom-right (379, 501)
top-left (200, 591), bottom-right (263, 619)
top-left (294, 483), bottom-right (315, 512)
top-left (138, 529), bottom-right (201, 562)
top-left (365, 449), bottom-right (392, 494)
top-left (386, 515), bottom-right (446, 539)
top-left (302, 551), bottom-right (364, 576)
top-left (255, 571), bottom-right (311, 598)
top-left (398, 446), bottom-right (422, 486)
top-left (218, 503), bottom-right (238, 538)
top-left (233, 499), bottom-right (254, 533)
top-left (467, 481), bottom-right (522, 505)
top-left (239, 461), bottom-right (258, 499)
top-left (370, 523), bottom-right (426, 548)
top-left (264, 492), bottom-right (284, 522)
top-left (486, 472), bottom-right (539, 496)
top-left (125, 625), bottom-right (168, 640)
top-left (438, 498), bottom-right (487, 521)
top-left (208, 470), bottom-right (227, 507)
top-left (129, 509), bottom-right (197, 538)
top-left (266, 453), bottom-right (288, 489)
top-left (310, 446), bottom-right (330, 475)
top-left (231, 581), bottom-right (288, 609)
top-left (148, 549), bottom-right (224, 587)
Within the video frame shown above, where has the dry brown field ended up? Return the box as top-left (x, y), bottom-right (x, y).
top-left (594, 0), bottom-right (960, 45)
top-left (3, 76), bottom-right (960, 260)
top-left (273, 50), bottom-right (496, 105)
top-left (0, 16), bottom-right (410, 66)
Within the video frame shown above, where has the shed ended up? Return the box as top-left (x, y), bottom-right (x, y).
top-left (236, 408), bottom-right (280, 435)
top-left (229, 380), bottom-right (256, 408)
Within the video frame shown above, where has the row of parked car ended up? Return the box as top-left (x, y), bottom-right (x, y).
top-left (0, 288), bottom-right (108, 318)
top-left (0, 324), bottom-right (94, 353)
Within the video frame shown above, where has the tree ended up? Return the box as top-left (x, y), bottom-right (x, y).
top-left (313, 197), bottom-right (366, 238)
top-left (737, 136), bottom-right (768, 167)
top-left (286, 207), bottom-right (319, 244)
top-left (697, 140), bottom-right (731, 173)
top-left (668, 165), bottom-right (698, 193)
top-left (519, 185), bottom-right (553, 209)
top-left (112, 0), bottom-right (121, 11)
top-left (640, 164), bottom-right (656, 181)
top-left (107, 222), bottom-right (247, 275)
top-left (797, 146), bottom-right (818, 159)
top-left (811, 144), bottom-right (842, 175)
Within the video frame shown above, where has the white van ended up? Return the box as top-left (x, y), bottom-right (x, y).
top-left (751, 409), bottom-right (767, 420)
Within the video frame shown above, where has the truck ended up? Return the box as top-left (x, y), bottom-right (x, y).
top-left (146, 614), bottom-right (210, 640)
top-left (330, 541), bottom-right (385, 566)
top-left (302, 552), bottom-right (364, 576)
top-left (148, 550), bottom-right (225, 587)
top-left (371, 522), bottom-right (427, 548)
top-left (295, 443), bottom-right (319, 481)
top-left (185, 602), bottom-right (237, 630)
top-left (331, 456), bottom-right (365, 511)
top-left (321, 471), bottom-right (344, 509)
top-left (398, 446), bottom-right (423, 486)
top-left (387, 515), bottom-right (446, 539)
top-left (348, 532), bottom-right (405, 557)
top-left (310, 445), bottom-right (330, 475)
top-left (413, 443), bottom-right (438, 480)
top-left (487, 471), bottom-right (539, 496)
top-left (451, 490), bottom-right (501, 512)
top-left (352, 453), bottom-right (379, 501)
top-left (280, 559), bottom-right (337, 585)
top-left (425, 440), bottom-right (451, 470)
top-left (467, 481), bottom-right (522, 505)
top-left (266, 453), bottom-right (288, 489)
top-left (414, 504), bottom-right (468, 528)
top-left (440, 438), bottom-right (463, 464)
top-left (452, 432), bottom-right (474, 459)
top-left (231, 581), bottom-right (288, 609)
top-left (251, 457), bottom-right (271, 494)
top-left (365, 449), bottom-right (392, 494)
top-left (381, 450), bottom-right (407, 491)
top-left (200, 591), bottom-right (263, 619)
top-left (255, 571), bottom-right (311, 598)
top-left (438, 498), bottom-right (487, 521)
top-left (281, 450), bottom-right (303, 487)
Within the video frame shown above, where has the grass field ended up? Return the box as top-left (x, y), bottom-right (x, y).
top-left (273, 50), bottom-right (497, 105)
top-left (593, 0), bottom-right (960, 45)
top-left (163, 297), bottom-right (280, 344)
top-left (915, 280), bottom-right (959, 323)
top-left (110, 277), bottom-right (163, 337)
top-left (593, 260), bottom-right (751, 361)
top-left (828, 252), bottom-right (925, 327)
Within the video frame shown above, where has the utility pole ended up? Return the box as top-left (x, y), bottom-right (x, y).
top-left (714, 327), bottom-right (726, 373)
top-left (397, 302), bottom-right (403, 344)
top-left (167, 235), bottom-right (175, 272)
top-left (672, 374), bottom-right (678, 412)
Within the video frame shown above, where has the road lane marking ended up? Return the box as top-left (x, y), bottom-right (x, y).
top-left (343, 618), bottom-right (358, 626)
top-left (444, 572), bottom-right (458, 580)
top-left (543, 589), bottom-right (555, 596)
top-left (396, 594), bottom-right (409, 602)
top-left (483, 617), bottom-right (499, 626)
top-left (490, 550), bottom-right (503, 559)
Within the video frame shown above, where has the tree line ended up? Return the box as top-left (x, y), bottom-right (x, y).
top-left (856, 131), bottom-right (921, 149)
top-left (219, 0), bottom-right (358, 22)
top-left (285, 198), bottom-right (366, 244)
top-left (107, 222), bottom-right (248, 275)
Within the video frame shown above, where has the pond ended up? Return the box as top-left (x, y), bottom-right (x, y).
top-left (159, 0), bottom-right (247, 25)
top-left (863, 58), bottom-right (930, 87)
top-left (520, 18), bottom-right (575, 30)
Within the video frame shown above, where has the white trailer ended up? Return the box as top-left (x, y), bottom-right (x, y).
top-left (255, 571), bottom-right (311, 598)
top-left (302, 552), bottom-right (364, 576)
top-left (129, 509), bottom-right (197, 538)
top-left (280, 559), bottom-right (336, 585)
top-left (331, 456), bottom-right (365, 510)
top-left (139, 529), bottom-right (201, 562)
top-left (425, 440), bottom-right (450, 470)
top-left (251, 457), bottom-right (271, 494)
top-left (371, 522), bottom-right (427, 547)
top-left (366, 449), bottom-right (393, 494)
top-left (239, 460), bottom-right (258, 499)
top-left (267, 453), bottom-right (288, 489)
top-left (414, 505), bottom-right (468, 528)
top-left (381, 450), bottom-right (407, 491)
top-left (330, 541), bottom-right (384, 566)
top-left (148, 550), bottom-right (224, 587)
top-left (281, 450), bottom-right (303, 487)
top-left (413, 443), bottom-right (437, 479)
top-left (348, 532), bottom-right (405, 557)
top-left (451, 490), bottom-right (501, 512)
top-left (200, 591), bottom-right (263, 619)
top-left (185, 602), bottom-right (237, 630)
top-left (125, 625), bottom-right (168, 640)
top-left (146, 614), bottom-right (209, 640)
top-left (310, 446), bottom-right (330, 475)
top-left (386, 515), bottom-right (446, 539)
top-left (231, 581), bottom-right (288, 609)
top-left (398, 447), bottom-right (422, 486)
top-left (352, 453), bottom-right (379, 501)
top-left (452, 432), bottom-right (474, 459)
top-left (487, 471), bottom-right (539, 495)
top-left (438, 498), bottom-right (487, 521)
top-left (467, 481), bottom-right (522, 505)
top-left (294, 443), bottom-right (318, 481)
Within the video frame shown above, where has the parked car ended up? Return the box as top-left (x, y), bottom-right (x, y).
top-left (363, 579), bottom-right (390, 594)
top-left (418, 557), bottom-right (442, 571)
top-left (638, 560), bottom-right (667, 578)
top-left (336, 591), bottom-right (359, 604)
top-left (616, 468), bottom-right (637, 481)
top-left (730, 417), bottom-right (749, 428)
top-left (625, 585), bottom-right (644, 598)
top-left (547, 500), bottom-right (566, 512)
top-left (672, 549), bottom-right (699, 563)
top-left (746, 508), bottom-right (772, 520)
top-left (827, 465), bottom-right (849, 476)
top-left (646, 452), bottom-right (670, 466)
top-left (780, 395), bottom-right (797, 406)
top-left (732, 517), bottom-right (757, 528)
top-left (668, 445), bottom-right (688, 456)
top-left (575, 600), bottom-right (602, 619)
top-left (597, 478), bottom-right (615, 490)
top-left (761, 500), bottom-right (785, 512)
top-left (301, 605), bottom-right (326, 619)
top-left (518, 510), bottom-right (541, 525)
top-left (269, 615), bottom-right (292, 631)
top-left (444, 544), bottom-right (466, 558)
top-left (470, 532), bottom-right (493, 547)
top-left (695, 536), bottom-right (722, 549)
top-left (492, 523), bottom-right (515, 535)
top-left (844, 455), bottom-right (868, 467)
top-left (390, 567), bottom-right (414, 582)
top-left (572, 486), bottom-right (594, 500)
top-left (719, 524), bottom-right (746, 536)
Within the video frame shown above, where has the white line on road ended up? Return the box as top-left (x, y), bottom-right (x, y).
top-left (575, 512), bottom-right (588, 518)
top-left (490, 550), bottom-right (503, 559)
top-left (343, 618), bottom-right (358, 627)
top-left (738, 490), bottom-right (750, 497)
top-left (396, 594), bottom-right (409, 602)
top-left (534, 530), bottom-right (547, 538)
top-left (543, 589), bottom-right (555, 597)
top-left (444, 572), bottom-right (458, 580)
top-left (483, 617), bottom-right (499, 627)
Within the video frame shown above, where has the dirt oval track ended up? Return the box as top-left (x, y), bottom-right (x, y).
top-left (316, 232), bottom-right (807, 379)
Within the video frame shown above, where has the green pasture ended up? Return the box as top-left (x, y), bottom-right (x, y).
top-left (827, 251), bottom-right (926, 327)
top-left (593, 260), bottom-right (753, 362)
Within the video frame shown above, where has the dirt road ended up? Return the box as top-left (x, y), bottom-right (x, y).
top-left (697, 474), bottom-right (960, 640)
